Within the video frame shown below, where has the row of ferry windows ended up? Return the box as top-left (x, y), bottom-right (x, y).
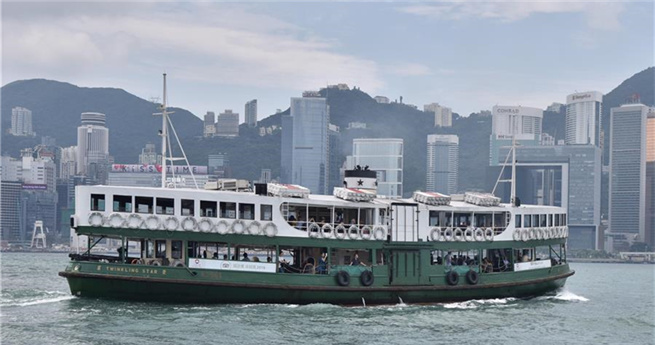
top-left (90, 194), bottom-right (273, 221)
top-left (428, 211), bottom-right (509, 228)
top-left (514, 213), bottom-right (566, 228)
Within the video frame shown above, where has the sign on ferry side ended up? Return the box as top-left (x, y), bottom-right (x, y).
top-left (98, 265), bottom-right (168, 275)
top-left (189, 259), bottom-right (277, 273)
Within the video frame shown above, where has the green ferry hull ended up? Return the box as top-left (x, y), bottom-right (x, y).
top-left (59, 263), bottom-right (573, 305)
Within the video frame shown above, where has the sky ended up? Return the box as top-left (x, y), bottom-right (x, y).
top-left (2, 1), bottom-right (653, 122)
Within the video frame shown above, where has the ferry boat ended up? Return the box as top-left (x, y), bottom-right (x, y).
top-left (59, 77), bottom-right (574, 305)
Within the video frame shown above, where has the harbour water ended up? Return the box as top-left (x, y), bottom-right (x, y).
top-left (1, 253), bottom-right (653, 344)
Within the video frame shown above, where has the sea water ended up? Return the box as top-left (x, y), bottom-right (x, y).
top-left (1, 253), bottom-right (653, 344)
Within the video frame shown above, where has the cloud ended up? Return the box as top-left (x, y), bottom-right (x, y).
top-left (2, 3), bottom-right (383, 93)
top-left (388, 63), bottom-right (432, 77)
top-left (399, 0), bottom-right (627, 31)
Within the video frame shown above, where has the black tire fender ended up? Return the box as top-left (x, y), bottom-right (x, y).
top-left (446, 270), bottom-right (459, 286)
top-left (360, 270), bottom-right (374, 286)
top-left (336, 270), bottom-right (350, 286)
top-left (466, 270), bottom-right (479, 285)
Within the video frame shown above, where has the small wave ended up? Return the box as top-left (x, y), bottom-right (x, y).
top-left (539, 289), bottom-right (588, 302)
top-left (10, 295), bottom-right (75, 307)
top-left (442, 297), bottom-right (516, 310)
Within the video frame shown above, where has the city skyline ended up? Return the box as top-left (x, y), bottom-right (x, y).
top-left (2, 1), bottom-right (652, 122)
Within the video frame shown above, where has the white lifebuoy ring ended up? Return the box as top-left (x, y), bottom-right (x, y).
top-left (521, 228), bottom-right (529, 242)
top-left (334, 224), bottom-right (347, 240)
top-left (348, 225), bottom-right (360, 240)
top-left (151, 260), bottom-right (161, 266)
top-left (308, 222), bottom-right (321, 237)
top-left (474, 228), bottom-right (485, 242)
top-left (88, 212), bottom-right (104, 227)
top-left (430, 227), bottom-right (442, 242)
top-left (145, 215), bottom-right (160, 230)
top-left (172, 260), bottom-right (185, 268)
top-left (262, 222), bottom-right (278, 237)
top-left (126, 214), bottom-right (142, 229)
top-left (215, 220), bottom-right (230, 234)
top-left (198, 218), bottom-right (214, 233)
top-left (443, 227), bottom-right (454, 241)
top-left (529, 228), bottom-right (537, 240)
top-left (373, 226), bottom-right (386, 241)
top-left (453, 228), bottom-right (464, 242)
top-left (108, 213), bottom-right (125, 228)
top-left (360, 225), bottom-right (373, 240)
top-left (321, 223), bottom-right (334, 237)
top-left (484, 228), bottom-right (494, 241)
top-left (513, 228), bottom-right (522, 241)
top-left (247, 220), bottom-right (261, 235)
top-left (164, 216), bottom-right (179, 231)
top-left (230, 219), bottom-right (246, 234)
top-left (182, 217), bottom-right (197, 231)
top-left (464, 227), bottom-right (474, 242)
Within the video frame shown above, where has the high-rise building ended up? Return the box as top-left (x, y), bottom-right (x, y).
top-left (489, 105), bottom-right (543, 165)
top-left (203, 111), bottom-right (216, 137)
top-left (76, 112), bottom-right (109, 183)
top-left (208, 153), bottom-right (229, 178)
top-left (327, 124), bottom-right (342, 192)
top-left (139, 143), bottom-right (160, 165)
top-left (260, 169), bottom-right (272, 183)
top-left (609, 104), bottom-right (648, 243)
top-left (347, 138), bottom-right (404, 198)
top-left (11, 107), bottom-right (34, 136)
top-left (645, 110), bottom-right (655, 249)
top-left (245, 99), bottom-right (257, 127)
top-left (290, 93), bottom-right (330, 194)
top-left (215, 110), bottom-right (239, 137)
top-left (426, 135), bottom-right (458, 195)
top-left (565, 91), bottom-right (603, 146)
top-left (0, 181), bottom-right (22, 242)
top-left (59, 146), bottom-right (78, 181)
top-left (280, 114), bottom-right (294, 184)
top-left (424, 103), bottom-right (453, 127)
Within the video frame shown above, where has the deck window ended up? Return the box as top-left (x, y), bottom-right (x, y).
top-left (200, 201), bottom-right (217, 218)
top-left (220, 202), bottom-right (236, 219)
top-left (91, 194), bottom-right (105, 211)
top-left (515, 215), bottom-right (522, 228)
top-left (524, 215), bottom-right (531, 227)
top-left (555, 214), bottom-right (560, 226)
top-left (155, 240), bottom-right (166, 258)
top-left (261, 204), bottom-right (273, 221)
top-left (135, 196), bottom-right (154, 214)
top-left (113, 195), bottom-right (133, 213)
top-left (156, 198), bottom-right (175, 215)
top-left (531, 215), bottom-right (539, 228)
top-left (181, 199), bottom-right (195, 216)
top-left (171, 240), bottom-right (183, 259)
top-left (562, 214), bottom-right (566, 226)
top-left (540, 214), bottom-right (547, 227)
top-left (548, 214), bottom-right (553, 227)
top-left (454, 213), bottom-right (471, 228)
top-left (474, 213), bottom-right (493, 228)
top-left (239, 203), bottom-right (255, 220)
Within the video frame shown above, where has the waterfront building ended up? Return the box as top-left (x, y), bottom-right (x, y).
top-left (245, 99), bottom-right (257, 127)
top-left (289, 93), bottom-right (330, 194)
top-left (645, 110), bottom-right (655, 249)
top-left (426, 135), bottom-right (458, 195)
top-left (328, 124), bottom-right (342, 192)
top-left (546, 103), bottom-right (564, 113)
top-left (346, 138), bottom-right (403, 198)
top-left (208, 153), bottom-right (229, 178)
top-left (609, 104), bottom-right (648, 244)
top-left (280, 114), bottom-right (293, 184)
top-left (565, 91), bottom-right (603, 146)
top-left (497, 145), bottom-right (602, 250)
top-left (424, 103), bottom-right (453, 127)
top-left (489, 105), bottom-right (543, 165)
top-left (0, 181), bottom-right (22, 242)
top-left (76, 112), bottom-right (109, 183)
top-left (1, 151), bottom-right (56, 191)
top-left (11, 107), bottom-right (34, 136)
top-left (203, 111), bottom-right (216, 137)
top-left (215, 110), bottom-right (239, 137)
top-left (138, 143), bottom-right (160, 165)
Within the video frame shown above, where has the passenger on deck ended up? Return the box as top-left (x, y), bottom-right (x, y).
top-left (212, 252), bottom-right (218, 259)
top-left (267, 256), bottom-right (272, 263)
top-left (253, 256), bottom-right (260, 262)
top-left (350, 252), bottom-right (366, 266)
top-left (296, 216), bottom-right (306, 230)
top-left (223, 254), bottom-right (228, 260)
top-left (242, 253), bottom-right (250, 261)
top-left (482, 257), bottom-right (493, 273)
top-left (203, 250), bottom-right (207, 259)
top-left (317, 252), bottom-right (328, 274)
top-left (445, 251), bottom-right (452, 271)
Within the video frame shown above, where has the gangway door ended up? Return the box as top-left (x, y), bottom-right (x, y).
top-left (390, 203), bottom-right (418, 242)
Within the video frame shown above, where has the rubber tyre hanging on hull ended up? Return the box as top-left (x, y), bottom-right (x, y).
top-left (336, 270), bottom-right (350, 286)
top-left (466, 270), bottom-right (479, 285)
top-left (360, 270), bottom-right (374, 286)
top-left (446, 270), bottom-right (459, 286)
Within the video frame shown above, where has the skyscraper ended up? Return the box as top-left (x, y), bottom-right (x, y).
top-left (424, 103), bottom-right (452, 127)
top-left (11, 107), bottom-right (34, 136)
top-left (245, 99), bottom-right (257, 127)
top-left (203, 111), bottom-right (216, 137)
top-left (138, 143), bottom-right (160, 165)
top-left (76, 112), bottom-right (109, 182)
top-left (645, 109), bottom-right (655, 249)
top-left (609, 104), bottom-right (648, 242)
top-left (290, 93), bottom-right (329, 194)
top-left (215, 110), bottom-right (239, 137)
top-left (426, 134), bottom-right (458, 195)
top-left (565, 91), bottom-right (603, 146)
top-left (348, 138), bottom-right (404, 197)
top-left (489, 105), bottom-right (543, 165)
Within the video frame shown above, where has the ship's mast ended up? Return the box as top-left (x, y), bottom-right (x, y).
top-left (160, 73), bottom-right (169, 188)
top-left (510, 135), bottom-right (517, 207)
